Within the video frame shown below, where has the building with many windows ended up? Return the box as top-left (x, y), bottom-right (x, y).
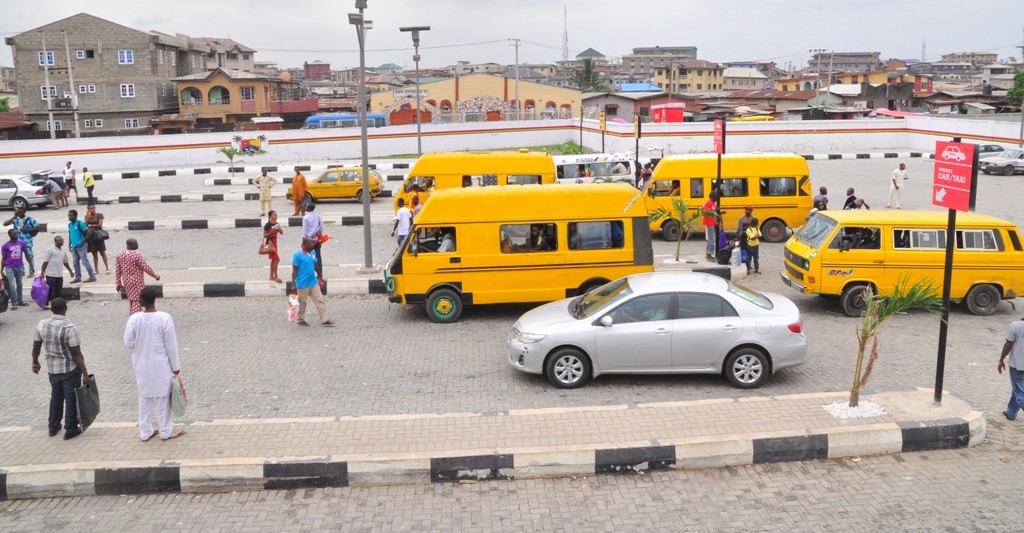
top-left (653, 60), bottom-right (723, 93)
top-left (809, 52), bottom-right (883, 73)
top-left (940, 52), bottom-right (998, 68)
top-left (191, 37), bottom-right (256, 72)
top-left (621, 46), bottom-right (698, 80)
top-left (4, 13), bottom-right (209, 135)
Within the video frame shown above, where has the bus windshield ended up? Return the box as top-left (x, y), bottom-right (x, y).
top-left (795, 213), bottom-right (837, 248)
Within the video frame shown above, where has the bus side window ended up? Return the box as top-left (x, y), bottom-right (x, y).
top-left (760, 177), bottom-right (796, 196)
top-left (508, 174), bottom-right (542, 185)
top-left (689, 179), bottom-right (703, 198)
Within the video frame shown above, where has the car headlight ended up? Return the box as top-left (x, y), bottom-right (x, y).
top-left (517, 331), bottom-right (547, 343)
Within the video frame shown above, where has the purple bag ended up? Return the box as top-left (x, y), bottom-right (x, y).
top-left (718, 227), bottom-right (728, 249)
top-left (31, 277), bottom-right (49, 308)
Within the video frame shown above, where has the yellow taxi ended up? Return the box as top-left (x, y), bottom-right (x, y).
top-left (287, 167), bottom-right (383, 203)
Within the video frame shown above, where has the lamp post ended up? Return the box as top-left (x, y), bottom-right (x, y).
top-left (399, 25), bottom-right (430, 156)
top-left (349, 2), bottom-right (375, 270)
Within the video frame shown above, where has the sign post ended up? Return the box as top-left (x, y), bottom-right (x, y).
top-left (599, 111), bottom-right (606, 152)
top-left (712, 119), bottom-right (726, 256)
top-left (932, 138), bottom-right (978, 404)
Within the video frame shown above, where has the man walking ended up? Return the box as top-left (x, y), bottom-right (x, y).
top-left (4, 207), bottom-right (40, 263)
top-left (67, 209), bottom-right (96, 283)
top-left (115, 238), bottom-right (160, 314)
top-left (291, 166), bottom-right (308, 216)
top-left (63, 161), bottom-right (78, 204)
top-left (998, 317), bottom-right (1024, 422)
top-left (392, 198), bottom-right (412, 245)
top-left (39, 236), bottom-right (74, 309)
top-left (82, 166), bottom-right (96, 204)
top-left (254, 169), bottom-right (277, 217)
top-left (292, 236), bottom-right (333, 327)
top-left (2, 228), bottom-right (35, 308)
top-left (124, 287), bottom-right (185, 441)
top-left (31, 297), bottom-right (90, 440)
top-left (302, 203), bottom-right (325, 279)
top-left (887, 163), bottom-right (908, 209)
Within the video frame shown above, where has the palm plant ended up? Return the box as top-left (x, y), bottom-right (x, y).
top-left (848, 277), bottom-right (942, 407)
top-left (215, 146), bottom-right (245, 177)
top-left (648, 198), bottom-right (712, 262)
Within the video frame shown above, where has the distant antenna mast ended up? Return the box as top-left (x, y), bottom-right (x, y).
top-left (561, 5), bottom-right (569, 62)
top-left (921, 38), bottom-right (926, 62)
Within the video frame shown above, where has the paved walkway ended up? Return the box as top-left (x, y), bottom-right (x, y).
top-left (0, 388), bottom-right (983, 499)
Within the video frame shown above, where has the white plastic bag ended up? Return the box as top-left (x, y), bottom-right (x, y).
top-left (287, 293), bottom-right (299, 322)
top-left (729, 246), bottom-right (741, 266)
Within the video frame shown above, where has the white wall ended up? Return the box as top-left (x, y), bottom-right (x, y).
top-left (1, 117), bottom-right (1020, 174)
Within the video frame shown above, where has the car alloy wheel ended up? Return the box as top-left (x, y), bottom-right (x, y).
top-left (545, 348), bottom-right (591, 389)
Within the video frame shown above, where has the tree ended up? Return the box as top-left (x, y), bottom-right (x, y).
top-left (215, 146), bottom-right (245, 177)
top-left (570, 59), bottom-right (610, 93)
top-left (648, 198), bottom-right (712, 262)
top-left (1007, 69), bottom-right (1024, 103)
top-left (848, 278), bottom-right (942, 408)
top-left (0, 97), bottom-right (9, 113)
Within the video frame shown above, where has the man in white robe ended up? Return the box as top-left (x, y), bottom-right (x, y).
top-left (124, 286), bottom-right (184, 441)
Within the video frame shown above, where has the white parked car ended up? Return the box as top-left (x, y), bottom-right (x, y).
top-left (979, 149), bottom-right (1024, 176)
top-left (507, 272), bottom-right (807, 389)
top-left (0, 172), bottom-right (52, 211)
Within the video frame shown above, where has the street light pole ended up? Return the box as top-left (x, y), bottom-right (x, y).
top-left (399, 26), bottom-right (430, 157)
top-left (349, 1), bottom-right (375, 270)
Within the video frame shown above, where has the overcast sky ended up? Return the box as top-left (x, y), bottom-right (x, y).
top-left (3, 1), bottom-right (1023, 72)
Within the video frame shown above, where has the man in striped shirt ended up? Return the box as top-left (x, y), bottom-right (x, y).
top-left (31, 298), bottom-right (90, 440)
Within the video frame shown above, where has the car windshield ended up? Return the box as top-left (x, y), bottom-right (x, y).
top-left (999, 149), bottom-right (1022, 159)
top-left (794, 213), bottom-right (837, 248)
top-left (574, 277), bottom-right (633, 319)
top-left (727, 281), bottom-right (773, 310)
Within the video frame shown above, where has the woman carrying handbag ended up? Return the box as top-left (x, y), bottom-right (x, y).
top-left (262, 210), bottom-right (284, 283)
top-left (84, 203), bottom-right (111, 275)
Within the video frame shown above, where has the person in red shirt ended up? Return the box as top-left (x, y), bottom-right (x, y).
top-left (702, 193), bottom-right (719, 261)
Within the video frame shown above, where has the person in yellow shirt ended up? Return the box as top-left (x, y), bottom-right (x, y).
top-left (291, 167), bottom-right (308, 216)
top-left (82, 167), bottom-right (95, 204)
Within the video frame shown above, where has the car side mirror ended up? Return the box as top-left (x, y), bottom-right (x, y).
top-left (600, 315), bottom-right (613, 327)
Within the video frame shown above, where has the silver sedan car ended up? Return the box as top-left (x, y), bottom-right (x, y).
top-left (508, 272), bottom-right (807, 389)
top-left (0, 173), bottom-right (52, 211)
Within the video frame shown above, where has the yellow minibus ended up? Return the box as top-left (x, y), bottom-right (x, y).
top-left (643, 153), bottom-right (812, 243)
top-left (781, 210), bottom-right (1024, 316)
top-left (393, 150), bottom-right (557, 210)
top-left (384, 183), bottom-right (655, 323)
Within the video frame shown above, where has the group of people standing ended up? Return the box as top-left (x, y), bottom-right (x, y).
top-left (41, 161), bottom-right (97, 208)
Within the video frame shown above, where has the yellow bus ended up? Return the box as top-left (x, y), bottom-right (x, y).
top-left (393, 150), bottom-right (557, 211)
top-left (384, 183), bottom-right (655, 323)
top-left (643, 153), bottom-right (812, 243)
top-left (781, 210), bottom-right (1024, 316)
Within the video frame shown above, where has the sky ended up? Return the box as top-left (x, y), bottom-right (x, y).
top-left (3, 1), bottom-right (1023, 72)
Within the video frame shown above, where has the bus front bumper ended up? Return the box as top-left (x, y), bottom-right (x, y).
top-left (780, 271), bottom-right (808, 293)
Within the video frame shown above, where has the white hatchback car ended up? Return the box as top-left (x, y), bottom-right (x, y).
top-left (508, 272), bottom-right (807, 389)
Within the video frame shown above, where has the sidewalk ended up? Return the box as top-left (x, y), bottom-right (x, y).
top-left (0, 388), bottom-right (984, 499)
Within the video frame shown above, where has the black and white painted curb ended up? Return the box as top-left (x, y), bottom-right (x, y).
top-left (33, 214), bottom-right (384, 233)
top-left (56, 278), bottom-right (387, 302)
top-left (0, 410), bottom-right (983, 500)
top-left (90, 162), bottom-right (413, 181)
top-left (83, 153), bottom-right (935, 182)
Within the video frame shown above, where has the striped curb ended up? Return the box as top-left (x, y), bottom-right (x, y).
top-left (203, 175), bottom-right (407, 186)
top-left (55, 278), bottom-right (387, 302)
top-left (91, 162), bottom-right (413, 181)
top-left (73, 190), bottom-right (393, 204)
top-left (33, 214), bottom-right (394, 233)
top-left (0, 409), bottom-right (983, 500)
top-left (83, 154), bottom-right (934, 181)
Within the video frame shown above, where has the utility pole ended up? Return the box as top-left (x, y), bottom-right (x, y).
top-left (40, 31), bottom-right (55, 139)
top-left (809, 49), bottom-right (825, 106)
top-left (510, 38), bottom-right (521, 120)
top-left (561, 6), bottom-right (569, 63)
top-left (61, 30), bottom-right (81, 138)
top-left (1018, 26), bottom-right (1024, 147)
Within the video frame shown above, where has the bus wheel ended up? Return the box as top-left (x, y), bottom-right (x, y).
top-left (760, 219), bottom-right (788, 243)
top-left (578, 279), bottom-right (608, 296)
top-left (840, 284), bottom-right (870, 317)
top-left (965, 284), bottom-right (1001, 316)
top-left (426, 288), bottom-right (463, 323)
top-left (661, 220), bottom-right (680, 241)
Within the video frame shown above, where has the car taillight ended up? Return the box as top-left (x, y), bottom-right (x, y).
top-left (35, 188), bottom-right (45, 195)
top-left (787, 320), bottom-right (803, 334)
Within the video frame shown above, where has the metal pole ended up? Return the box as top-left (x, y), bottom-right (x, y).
top-left (350, 4), bottom-right (374, 269)
top-left (40, 31), bottom-right (55, 139)
top-left (934, 135), bottom-right (962, 404)
top-left (61, 30), bottom-right (81, 138)
top-left (400, 26), bottom-right (429, 156)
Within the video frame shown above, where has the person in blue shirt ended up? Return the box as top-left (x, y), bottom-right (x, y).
top-left (66, 210), bottom-right (96, 283)
top-left (291, 237), bottom-right (333, 327)
top-left (3, 207), bottom-right (41, 263)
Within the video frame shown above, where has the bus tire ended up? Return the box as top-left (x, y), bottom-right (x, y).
top-left (965, 284), bottom-right (1001, 316)
top-left (661, 220), bottom-right (680, 241)
top-left (760, 219), bottom-right (788, 243)
top-left (840, 284), bottom-right (870, 317)
top-left (426, 288), bottom-right (463, 323)
top-left (578, 279), bottom-right (608, 296)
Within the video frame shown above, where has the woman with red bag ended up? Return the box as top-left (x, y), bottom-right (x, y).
top-left (263, 211), bottom-right (284, 283)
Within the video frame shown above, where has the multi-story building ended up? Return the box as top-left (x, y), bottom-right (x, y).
top-left (556, 48), bottom-right (608, 69)
top-left (940, 52), bottom-right (998, 67)
top-left (1, 65), bottom-right (15, 91)
top-left (303, 60), bottom-right (331, 81)
top-left (809, 52), bottom-right (883, 73)
top-left (191, 37), bottom-right (256, 72)
top-left (4, 13), bottom-right (209, 134)
top-left (621, 46), bottom-right (697, 79)
top-left (653, 60), bottom-right (723, 93)
top-left (174, 67), bottom-right (315, 127)
top-left (723, 68), bottom-right (769, 91)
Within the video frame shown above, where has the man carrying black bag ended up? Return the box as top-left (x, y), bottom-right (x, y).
top-left (31, 298), bottom-right (90, 440)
